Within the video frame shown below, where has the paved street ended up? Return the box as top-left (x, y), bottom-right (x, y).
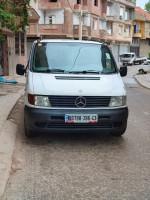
top-left (1, 66), bottom-right (150, 200)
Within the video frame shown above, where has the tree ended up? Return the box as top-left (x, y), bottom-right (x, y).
top-left (0, 0), bottom-right (30, 41)
top-left (145, 0), bottom-right (150, 14)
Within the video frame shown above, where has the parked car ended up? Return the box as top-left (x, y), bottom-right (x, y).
top-left (120, 52), bottom-right (147, 65)
top-left (138, 60), bottom-right (150, 74)
top-left (16, 40), bottom-right (128, 138)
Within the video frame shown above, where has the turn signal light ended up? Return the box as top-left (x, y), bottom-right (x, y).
top-left (28, 94), bottom-right (35, 105)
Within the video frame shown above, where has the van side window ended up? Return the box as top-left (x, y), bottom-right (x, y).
top-left (102, 47), bottom-right (115, 73)
top-left (33, 43), bottom-right (48, 71)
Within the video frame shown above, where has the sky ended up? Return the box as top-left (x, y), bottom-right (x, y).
top-left (136, 0), bottom-right (149, 9)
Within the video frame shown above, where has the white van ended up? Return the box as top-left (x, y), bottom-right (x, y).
top-left (16, 40), bottom-right (128, 137)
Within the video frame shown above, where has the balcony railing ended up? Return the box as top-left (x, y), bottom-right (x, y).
top-left (26, 24), bottom-right (64, 36)
top-left (73, 25), bottom-right (89, 38)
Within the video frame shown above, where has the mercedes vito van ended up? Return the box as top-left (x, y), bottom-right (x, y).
top-left (16, 40), bottom-right (128, 137)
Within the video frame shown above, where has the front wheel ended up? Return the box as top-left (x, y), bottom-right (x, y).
top-left (139, 69), bottom-right (144, 74)
top-left (109, 127), bottom-right (126, 137)
top-left (24, 120), bottom-right (36, 138)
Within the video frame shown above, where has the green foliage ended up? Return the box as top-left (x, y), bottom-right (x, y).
top-left (0, 0), bottom-right (30, 41)
top-left (145, 1), bottom-right (150, 14)
top-left (148, 52), bottom-right (150, 58)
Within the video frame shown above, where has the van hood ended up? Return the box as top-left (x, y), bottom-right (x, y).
top-left (31, 73), bottom-right (126, 96)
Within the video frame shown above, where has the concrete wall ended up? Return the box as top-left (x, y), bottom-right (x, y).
top-left (8, 33), bottom-right (27, 75)
top-left (140, 39), bottom-right (150, 58)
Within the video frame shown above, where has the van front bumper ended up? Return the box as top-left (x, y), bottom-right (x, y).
top-left (24, 106), bottom-right (128, 133)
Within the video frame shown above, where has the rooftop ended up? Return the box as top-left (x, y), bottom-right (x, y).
top-left (136, 7), bottom-right (150, 21)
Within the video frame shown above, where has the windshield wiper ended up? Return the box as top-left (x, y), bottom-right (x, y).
top-left (69, 70), bottom-right (101, 74)
top-left (35, 68), bottom-right (68, 73)
top-left (50, 68), bottom-right (67, 73)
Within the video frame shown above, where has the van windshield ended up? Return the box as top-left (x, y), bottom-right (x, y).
top-left (33, 42), bottom-right (116, 74)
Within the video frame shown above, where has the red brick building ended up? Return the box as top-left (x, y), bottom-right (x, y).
top-left (27, 0), bottom-right (107, 44)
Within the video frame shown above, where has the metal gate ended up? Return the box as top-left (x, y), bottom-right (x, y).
top-left (0, 42), bottom-right (4, 76)
top-left (120, 45), bottom-right (128, 55)
top-left (130, 46), bottom-right (139, 57)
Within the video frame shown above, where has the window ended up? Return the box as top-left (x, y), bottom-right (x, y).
top-left (33, 43), bottom-right (116, 74)
top-left (94, 19), bottom-right (98, 30)
top-left (125, 10), bottom-right (128, 20)
top-left (106, 22), bottom-right (113, 34)
top-left (119, 25), bottom-right (122, 35)
top-left (15, 33), bottom-right (19, 55)
top-left (100, 20), bottom-right (106, 30)
top-left (49, 16), bottom-right (53, 24)
top-left (49, 0), bottom-right (57, 2)
top-left (94, 0), bottom-right (98, 6)
top-left (77, 0), bottom-right (81, 4)
top-left (48, 16), bottom-right (55, 24)
top-left (120, 7), bottom-right (124, 18)
top-left (21, 33), bottom-right (25, 56)
top-left (107, 5), bottom-right (111, 16)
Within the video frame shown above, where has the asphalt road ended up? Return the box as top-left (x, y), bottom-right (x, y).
top-left (1, 71), bottom-right (150, 200)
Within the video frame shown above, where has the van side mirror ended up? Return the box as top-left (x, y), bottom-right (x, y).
top-left (16, 64), bottom-right (26, 76)
top-left (120, 66), bottom-right (127, 77)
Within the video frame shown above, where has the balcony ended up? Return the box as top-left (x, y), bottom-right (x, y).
top-left (133, 30), bottom-right (142, 38)
top-left (39, 0), bottom-right (61, 10)
top-left (106, 16), bottom-right (114, 21)
top-left (73, 25), bottom-right (89, 38)
top-left (74, 4), bottom-right (88, 12)
top-left (26, 24), bottom-right (65, 37)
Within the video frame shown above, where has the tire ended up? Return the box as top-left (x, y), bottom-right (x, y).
top-left (139, 69), bottom-right (144, 74)
top-left (24, 120), bottom-right (36, 138)
top-left (109, 127), bottom-right (126, 137)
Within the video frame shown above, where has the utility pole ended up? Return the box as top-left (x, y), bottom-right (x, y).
top-left (79, 8), bottom-right (83, 40)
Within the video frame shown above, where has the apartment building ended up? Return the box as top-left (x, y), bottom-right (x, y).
top-left (131, 7), bottom-right (150, 57)
top-left (27, 0), bottom-right (108, 58)
top-left (106, 0), bottom-right (135, 62)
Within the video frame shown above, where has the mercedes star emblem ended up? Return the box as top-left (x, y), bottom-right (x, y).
top-left (75, 96), bottom-right (86, 108)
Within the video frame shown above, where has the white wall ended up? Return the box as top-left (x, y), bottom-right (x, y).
top-left (45, 9), bottom-right (64, 24)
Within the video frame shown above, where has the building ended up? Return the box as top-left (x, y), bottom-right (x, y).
top-left (0, 29), bottom-right (27, 76)
top-left (131, 7), bottom-right (150, 57)
top-left (106, 0), bottom-right (135, 62)
top-left (27, 0), bottom-right (108, 58)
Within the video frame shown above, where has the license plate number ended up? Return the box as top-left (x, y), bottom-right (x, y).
top-left (65, 114), bottom-right (98, 123)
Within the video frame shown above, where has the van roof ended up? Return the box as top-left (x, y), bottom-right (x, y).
top-left (34, 39), bottom-right (103, 45)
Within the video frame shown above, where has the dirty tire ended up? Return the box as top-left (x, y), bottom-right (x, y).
top-left (109, 127), bottom-right (126, 137)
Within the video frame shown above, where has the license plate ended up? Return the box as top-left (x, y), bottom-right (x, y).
top-left (65, 114), bottom-right (98, 123)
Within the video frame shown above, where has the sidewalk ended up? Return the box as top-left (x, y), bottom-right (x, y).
top-left (134, 73), bottom-right (150, 89)
top-left (0, 75), bottom-right (25, 198)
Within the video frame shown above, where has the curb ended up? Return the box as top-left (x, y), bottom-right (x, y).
top-left (133, 75), bottom-right (150, 90)
top-left (0, 121), bottom-right (17, 198)
top-left (0, 92), bottom-right (23, 198)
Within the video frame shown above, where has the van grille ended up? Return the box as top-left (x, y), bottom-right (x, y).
top-left (49, 96), bottom-right (111, 108)
top-left (47, 122), bottom-right (112, 129)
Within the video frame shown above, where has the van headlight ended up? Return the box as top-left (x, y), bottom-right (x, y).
top-left (109, 96), bottom-right (126, 107)
top-left (35, 96), bottom-right (51, 107)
